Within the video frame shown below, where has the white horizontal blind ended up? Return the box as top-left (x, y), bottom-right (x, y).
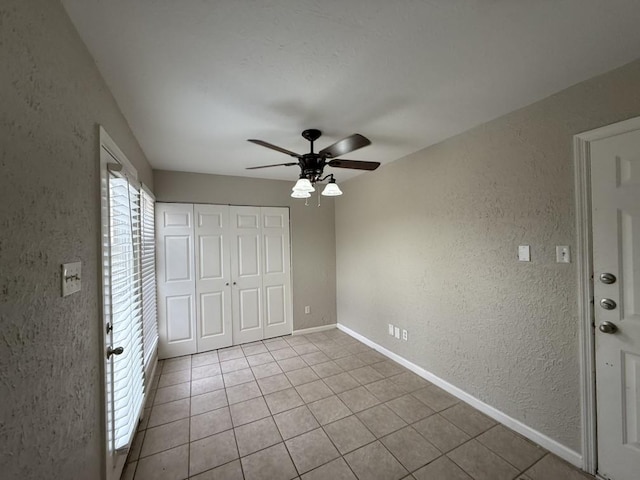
top-left (140, 189), bottom-right (158, 370)
top-left (108, 174), bottom-right (144, 452)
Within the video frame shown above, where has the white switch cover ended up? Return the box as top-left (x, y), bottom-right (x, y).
top-left (61, 262), bottom-right (82, 297)
top-left (402, 329), bottom-right (408, 341)
top-left (556, 246), bottom-right (571, 263)
top-left (394, 326), bottom-right (400, 339)
top-left (388, 324), bottom-right (394, 335)
top-left (518, 245), bottom-right (531, 262)
top-left (304, 306), bottom-right (310, 314)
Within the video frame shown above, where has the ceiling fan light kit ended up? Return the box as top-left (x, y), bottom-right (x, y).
top-left (247, 129), bottom-right (380, 202)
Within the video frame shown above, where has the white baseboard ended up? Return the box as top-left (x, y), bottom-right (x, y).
top-left (337, 323), bottom-right (583, 469)
top-left (293, 324), bottom-right (337, 336)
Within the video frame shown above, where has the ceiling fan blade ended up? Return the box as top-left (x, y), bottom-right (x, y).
top-left (248, 139), bottom-right (300, 157)
top-left (327, 159), bottom-right (380, 171)
top-left (246, 162), bottom-right (299, 170)
top-left (319, 134), bottom-right (371, 158)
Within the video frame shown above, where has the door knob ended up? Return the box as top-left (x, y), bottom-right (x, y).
top-left (598, 321), bottom-right (618, 334)
top-left (233, 282), bottom-right (237, 285)
top-left (599, 273), bottom-right (617, 284)
top-left (225, 282), bottom-right (229, 286)
top-left (600, 298), bottom-right (617, 310)
top-left (107, 346), bottom-right (124, 358)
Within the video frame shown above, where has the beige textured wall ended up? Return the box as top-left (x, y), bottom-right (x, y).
top-left (153, 170), bottom-right (337, 331)
top-left (0, 1), bottom-right (153, 478)
top-left (336, 58), bottom-right (640, 453)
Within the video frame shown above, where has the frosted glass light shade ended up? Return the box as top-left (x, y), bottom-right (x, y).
top-left (292, 178), bottom-right (315, 192)
top-left (291, 190), bottom-right (311, 198)
top-left (322, 182), bottom-right (343, 196)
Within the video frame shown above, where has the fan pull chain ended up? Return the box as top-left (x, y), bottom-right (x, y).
top-left (317, 189), bottom-right (321, 207)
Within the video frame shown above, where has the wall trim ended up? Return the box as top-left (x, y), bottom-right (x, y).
top-left (337, 322), bottom-right (583, 468)
top-left (293, 324), bottom-right (337, 335)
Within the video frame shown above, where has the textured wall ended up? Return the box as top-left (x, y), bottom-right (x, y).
top-left (336, 58), bottom-right (640, 452)
top-left (0, 1), bottom-right (153, 478)
top-left (153, 170), bottom-right (337, 331)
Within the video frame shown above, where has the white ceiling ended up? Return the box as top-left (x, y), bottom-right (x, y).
top-left (61, 0), bottom-right (640, 182)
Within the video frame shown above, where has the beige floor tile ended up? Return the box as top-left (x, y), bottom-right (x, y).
top-left (286, 367), bottom-right (320, 386)
top-left (191, 374), bottom-right (224, 396)
top-left (251, 361), bottom-right (283, 379)
top-left (242, 343), bottom-right (268, 356)
top-left (413, 414), bottom-right (470, 453)
top-left (265, 387), bottom-right (305, 414)
top-left (344, 441), bottom-right (408, 480)
top-left (190, 389), bottom-right (228, 416)
top-left (121, 460), bottom-right (136, 480)
top-left (190, 406), bottom-right (233, 441)
top-left (448, 439), bottom-right (519, 480)
top-left (412, 385), bottom-right (459, 411)
top-left (162, 357), bottom-right (192, 374)
top-left (234, 416), bottom-right (283, 457)
top-left (366, 378), bottom-right (409, 402)
top-left (278, 356), bottom-right (309, 372)
top-left (192, 363), bottom-right (222, 380)
top-left (334, 355), bottom-right (367, 371)
top-left (129, 429), bottom-right (145, 462)
top-left (220, 357), bottom-right (250, 373)
top-left (296, 379), bottom-right (334, 403)
top-left (223, 368), bottom-right (255, 387)
top-left (265, 339), bottom-right (290, 352)
top-left (357, 351), bottom-right (387, 365)
top-left (218, 347), bottom-right (244, 362)
top-left (301, 351), bottom-right (331, 366)
top-left (148, 398), bottom-right (190, 428)
top-left (189, 429), bottom-right (238, 476)
top-left (153, 382), bottom-right (191, 406)
top-left (286, 335), bottom-right (310, 346)
top-left (140, 418), bottom-right (189, 458)
top-left (135, 444), bottom-right (188, 480)
top-left (257, 373), bottom-right (293, 395)
top-left (191, 351), bottom-right (219, 368)
top-left (349, 366), bottom-right (385, 385)
top-left (158, 370), bottom-right (191, 388)
top-left (226, 381), bottom-right (262, 405)
top-left (285, 428), bottom-right (340, 474)
top-left (273, 405), bottom-right (320, 440)
top-left (338, 386), bottom-right (381, 413)
top-left (311, 360), bottom-right (344, 378)
top-left (413, 456), bottom-right (472, 480)
top-left (271, 347), bottom-right (299, 361)
top-left (477, 425), bottom-right (545, 471)
top-left (293, 343), bottom-right (320, 355)
top-left (189, 459), bottom-right (243, 480)
top-left (324, 415), bottom-right (376, 454)
top-left (357, 404), bottom-right (407, 437)
top-left (381, 426), bottom-right (441, 471)
top-left (229, 396), bottom-right (271, 426)
top-left (241, 443), bottom-right (298, 480)
top-left (324, 372), bottom-right (361, 394)
top-left (324, 348), bottom-right (352, 360)
top-left (370, 360), bottom-right (405, 378)
top-left (247, 352), bottom-right (275, 366)
top-left (441, 403), bottom-right (496, 436)
top-left (301, 457), bottom-right (357, 480)
top-left (525, 454), bottom-right (595, 480)
top-left (308, 395), bottom-right (352, 425)
top-left (389, 372), bottom-right (431, 392)
top-left (385, 394), bottom-right (435, 424)
top-left (138, 407), bottom-right (151, 432)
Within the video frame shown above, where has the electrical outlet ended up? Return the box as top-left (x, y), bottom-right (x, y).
top-left (394, 326), bottom-right (400, 339)
top-left (304, 306), bottom-right (310, 314)
top-left (402, 329), bottom-right (408, 341)
top-left (388, 324), bottom-right (394, 335)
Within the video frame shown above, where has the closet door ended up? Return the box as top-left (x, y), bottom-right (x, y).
top-left (262, 208), bottom-right (293, 339)
top-left (156, 204), bottom-right (197, 358)
top-left (194, 205), bottom-right (232, 351)
top-left (230, 206), bottom-right (264, 344)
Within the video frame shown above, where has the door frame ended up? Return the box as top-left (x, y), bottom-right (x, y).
top-left (574, 115), bottom-right (640, 476)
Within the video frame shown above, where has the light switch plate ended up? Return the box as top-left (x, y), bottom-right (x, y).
top-left (304, 306), bottom-right (310, 314)
top-left (61, 262), bottom-right (82, 297)
top-left (394, 326), bottom-right (400, 339)
top-left (556, 245), bottom-right (571, 263)
top-left (388, 324), bottom-right (394, 335)
top-left (518, 245), bottom-right (531, 262)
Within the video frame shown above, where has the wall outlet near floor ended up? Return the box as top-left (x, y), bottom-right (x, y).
top-left (304, 306), bottom-right (310, 314)
top-left (394, 326), bottom-right (400, 339)
top-left (402, 329), bottom-right (408, 341)
top-left (388, 324), bottom-right (394, 335)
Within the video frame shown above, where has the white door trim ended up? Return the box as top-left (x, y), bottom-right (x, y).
top-left (573, 115), bottom-right (640, 475)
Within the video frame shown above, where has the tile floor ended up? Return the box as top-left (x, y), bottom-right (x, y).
top-left (122, 328), bottom-right (595, 480)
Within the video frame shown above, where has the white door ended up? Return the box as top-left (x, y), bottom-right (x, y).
top-left (194, 204), bottom-right (233, 351)
top-left (591, 128), bottom-right (640, 480)
top-left (230, 206), bottom-right (264, 344)
top-left (156, 204), bottom-right (197, 358)
top-left (262, 207), bottom-right (293, 339)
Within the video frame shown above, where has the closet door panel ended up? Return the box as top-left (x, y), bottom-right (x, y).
top-left (195, 205), bottom-right (232, 352)
top-left (231, 206), bottom-right (264, 344)
top-left (156, 204), bottom-right (197, 358)
top-left (262, 208), bottom-right (293, 338)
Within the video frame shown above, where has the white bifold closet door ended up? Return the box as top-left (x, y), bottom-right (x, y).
top-left (157, 203), bottom-right (292, 358)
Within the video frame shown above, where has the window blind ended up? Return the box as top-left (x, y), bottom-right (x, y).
top-left (140, 189), bottom-right (158, 370)
top-left (108, 174), bottom-right (145, 452)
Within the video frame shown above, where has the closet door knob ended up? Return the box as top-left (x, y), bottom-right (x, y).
top-left (225, 282), bottom-right (229, 286)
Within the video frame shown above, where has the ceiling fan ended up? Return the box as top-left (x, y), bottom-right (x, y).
top-left (246, 129), bottom-right (380, 198)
